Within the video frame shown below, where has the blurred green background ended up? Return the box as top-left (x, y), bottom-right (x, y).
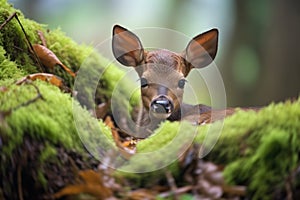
top-left (8, 0), bottom-right (300, 107)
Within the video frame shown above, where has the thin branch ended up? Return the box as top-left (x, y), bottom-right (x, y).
top-left (14, 13), bottom-right (44, 72)
top-left (285, 165), bottom-right (300, 200)
top-left (0, 12), bottom-right (17, 30)
top-left (0, 82), bottom-right (45, 121)
top-left (12, 81), bottom-right (45, 111)
top-left (165, 170), bottom-right (179, 200)
top-left (0, 12), bottom-right (44, 71)
top-left (159, 185), bottom-right (193, 198)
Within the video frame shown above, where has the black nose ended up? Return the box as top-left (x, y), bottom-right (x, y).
top-left (151, 96), bottom-right (174, 114)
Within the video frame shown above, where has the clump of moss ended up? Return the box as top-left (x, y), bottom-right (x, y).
top-left (121, 98), bottom-right (300, 199)
top-left (0, 79), bottom-right (115, 198)
top-left (1, 81), bottom-right (74, 154)
top-left (115, 121), bottom-right (196, 186)
top-left (195, 98), bottom-right (300, 199)
top-left (0, 79), bottom-right (114, 155)
top-left (0, 0), bottom-right (138, 111)
top-left (0, 46), bottom-right (26, 79)
top-left (0, 3), bottom-right (42, 74)
top-left (0, 0), bottom-right (126, 196)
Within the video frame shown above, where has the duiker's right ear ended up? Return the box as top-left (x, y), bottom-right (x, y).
top-left (183, 28), bottom-right (218, 69)
top-left (112, 25), bottom-right (144, 67)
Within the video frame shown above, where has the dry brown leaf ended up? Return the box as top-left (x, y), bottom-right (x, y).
top-left (104, 116), bottom-right (136, 159)
top-left (222, 185), bottom-right (246, 196)
top-left (53, 169), bottom-right (112, 199)
top-left (32, 44), bottom-right (76, 77)
top-left (95, 101), bottom-right (110, 119)
top-left (16, 73), bottom-right (63, 87)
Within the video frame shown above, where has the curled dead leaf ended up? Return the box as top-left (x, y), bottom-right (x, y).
top-left (15, 73), bottom-right (70, 92)
top-left (53, 170), bottom-right (112, 199)
top-left (32, 44), bottom-right (76, 77)
top-left (104, 116), bottom-right (137, 159)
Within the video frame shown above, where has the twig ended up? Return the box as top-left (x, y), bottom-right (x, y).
top-left (222, 185), bottom-right (246, 196)
top-left (159, 185), bottom-right (193, 198)
top-left (285, 178), bottom-right (293, 200)
top-left (0, 81), bottom-right (45, 121)
top-left (165, 170), bottom-right (179, 200)
top-left (285, 165), bottom-right (300, 200)
top-left (14, 13), bottom-right (44, 72)
top-left (0, 12), bottom-right (44, 71)
top-left (12, 81), bottom-right (45, 111)
top-left (0, 12), bottom-right (17, 30)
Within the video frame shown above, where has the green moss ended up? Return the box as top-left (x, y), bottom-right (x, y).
top-left (0, 3), bottom-right (42, 74)
top-left (116, 121), bottom-right (195, 183)
top-left (0, 80), bottom-right (104, 155)
top-left (40, 24), bottom-right (139, 110)
top-left (118, 98), bottom-right (300, 199)
top-left (194, 98), bottom-right (300, 199)
top-left (37, 169), bottom-right (48, 189)
top-left (37, 144), bottom-right (57, 189)
top-left (0, 46), bottom-right (25, 79)
top-left (39, 143), bottom-right (57, 163)
top-left (0, 0), bottom-right (134, 197)
top-left (0, 79), bottom-right (116, 197)
top-left (0, 0), bottom-right (139, 111)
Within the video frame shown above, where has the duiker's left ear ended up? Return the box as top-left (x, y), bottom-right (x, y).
top-left (183, 29), bottom-right (218, 69)
top-left (112, 25), bottom-right (144, 67)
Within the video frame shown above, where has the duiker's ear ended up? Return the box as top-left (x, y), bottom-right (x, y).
top-left (183, 29), bottom-right (218, 69)
top-left (112, 25), bottom-right (144, 67)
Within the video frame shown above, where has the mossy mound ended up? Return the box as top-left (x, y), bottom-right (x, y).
top-left (130, 98), bottom-right (300, 199)
top-left (0, 79), bottom-right (115, 198)
top-left (0, 0), bottom-right (137, 109)
top-left (214, 99), bottom-right (300, 199)
top-left (0, 0), bottom-right (122, 198)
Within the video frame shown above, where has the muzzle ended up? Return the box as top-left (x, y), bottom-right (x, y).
top-left (150, 95), bottom-right (174, 119)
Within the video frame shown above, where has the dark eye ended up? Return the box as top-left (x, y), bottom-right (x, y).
top-left (178, 79), bottom-right (186, 89)
top-left (140, 77), bottom-right (148, 88)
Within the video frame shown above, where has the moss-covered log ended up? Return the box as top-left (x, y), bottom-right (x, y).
top-left (0, 0), bottom-right (120, 198)
top-left (131, 98), bottom-right (300, 199)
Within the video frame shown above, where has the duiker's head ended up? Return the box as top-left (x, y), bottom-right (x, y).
top-left (112, 25), bottom-right (218, 119)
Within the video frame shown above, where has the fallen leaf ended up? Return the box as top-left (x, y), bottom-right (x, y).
top-left (32, 44), bottom-right (76, 77)
top-left (96, 101), bottom-right (110, 119)
top-left (104, 116), bottom-right (137, 159)
top-left (53, 169), bottom-right (112, 199)
top-left (15, 73), bottom-right (70, 92)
